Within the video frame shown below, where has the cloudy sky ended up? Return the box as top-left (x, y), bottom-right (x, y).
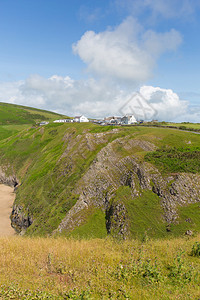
top-left (0, 0), bottom-right (200, 121)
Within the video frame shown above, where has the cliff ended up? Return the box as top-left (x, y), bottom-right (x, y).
top-left (0, 122), bottom-right (199, 239)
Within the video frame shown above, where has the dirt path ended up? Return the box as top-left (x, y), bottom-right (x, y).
top-left (0, 184), bottom-right (16, 236)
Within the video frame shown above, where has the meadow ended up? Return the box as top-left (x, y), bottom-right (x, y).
top-left (0, 235), bottom-right (199, 299)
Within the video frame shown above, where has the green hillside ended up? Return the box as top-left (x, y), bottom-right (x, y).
top-left (0, 102), bottom-right (68, 140)
top-left (0, 102), bottom-right (68, 125)
top-left (0, 115), bottom-right (199, 240)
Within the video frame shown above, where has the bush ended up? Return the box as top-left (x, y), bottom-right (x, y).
top-left (191, 242), bottom-right (200, 257)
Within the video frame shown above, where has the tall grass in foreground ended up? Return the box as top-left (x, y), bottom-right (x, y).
top-left (0, 235), bottom-right (199, 299)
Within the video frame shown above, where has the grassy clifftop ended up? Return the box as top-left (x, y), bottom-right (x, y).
top-left (0, 102), bottom-right (67, 125)
top-left (0, 120), bottom-right (199, 239)
top-left (0, 102), bottom-right (68, 140)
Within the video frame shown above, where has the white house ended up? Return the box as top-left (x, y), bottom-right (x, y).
top-left (39, 121), bottom-right (49, 126)
top-left (53, 119), bottom-right (73, 123)
top-left (73, 115), bottom-right (89, 123)
top-left (121, 115), bottom-right (137, 125)
top-left (53, 119), bottom-right (65, 123)
top-left (104, 116), bottom-right (122, 124)
top-left (128, 115), bottom-right (137, 124)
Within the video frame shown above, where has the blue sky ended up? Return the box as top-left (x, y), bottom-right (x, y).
top-left (0, 0), bottom-right (200, 121)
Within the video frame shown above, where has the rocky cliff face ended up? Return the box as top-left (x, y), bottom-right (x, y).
top-left (10, 205), bottom-right (33, 234)
top-left (0, 167), bottom-right (19, 188)
top-left (3, 126), bottom-right (200, 239)
top-left (55, 135), bottom-right (200, 238)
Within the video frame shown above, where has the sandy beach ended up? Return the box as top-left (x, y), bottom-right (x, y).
top-left (0, 184), bottom-right (16, 236)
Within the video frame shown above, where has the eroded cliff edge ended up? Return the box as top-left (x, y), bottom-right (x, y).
top-left (54, 136), bottom-right (200, 238)
top-left (0, 124), bottom-right (199, 239)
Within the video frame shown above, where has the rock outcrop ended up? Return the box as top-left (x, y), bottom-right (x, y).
top-left (4, 127), bottom-right (199, 238)
top-left (0, 167), bottom-right (19, 188)
top-left (55, 136), bottom-right (200, 238)
top-left (10, 205), bottom-right (33, 234)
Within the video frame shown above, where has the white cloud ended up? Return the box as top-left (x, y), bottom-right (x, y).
top-left (73, 17), bottom-right (182, 84)
top-left (139, 86), bottom-right (188, 121)
top-left (0, 75), bottom-right (197, 122)
top-left (115, 0), bottom-right (198, 20)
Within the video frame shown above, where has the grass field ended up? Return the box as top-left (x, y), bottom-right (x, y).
top-left (0, 124), bottom-right (30, 140)
top-left (166, 122), bottom-right (200, 130)
top-left (0, 235), bottom-right (199, 299)
top-left (0, 102), bottom-right (67, 126)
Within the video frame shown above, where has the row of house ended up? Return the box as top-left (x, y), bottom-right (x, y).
top-left (40, 115), bottom-right (89, 126)
top-left (40, 114), bottom-right (139, 126)
top-left (102, 114), bottom-right (137, 125)
top-left (52, 115), bottom-right (89, 123)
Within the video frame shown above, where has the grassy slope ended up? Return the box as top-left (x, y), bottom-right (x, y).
top-left (0, 102), bottom-right (69, 141)
top-left (112, 187), bottom-right (167, 240)
top-left (0, 235), bottom-right (199, 299)
top-left (0, 102), bottom-right (67, 125)
top-left (145, 146), bottom-right (200, 173)
top-left (166, 122), bottom-right (200, 130)
top-left (0, 124), bottom-right (30, 140)
top-left (0, 122), bottom-right (199, 239)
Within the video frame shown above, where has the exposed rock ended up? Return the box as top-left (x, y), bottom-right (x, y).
top-left (55, 138), bottom-right (158, 237)
top-left (55, 135), bottom-right (200, 239)
top-left (106, 202), bottom-right (129, 239)
top-left (151, 172), bottom-right (200, 223)
top-left (4, 127), bottom-right (200, 238)
top-left (185, 218), bottom-right (192, 223)
top-left (185, 230), bottom-right (193, 236)
top-left (0, 167), bottom-right (19, 187)
top-left (10, 205), bottom-right (33, 233)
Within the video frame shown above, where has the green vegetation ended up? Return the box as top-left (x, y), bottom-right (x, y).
top-left (112, 187), bottom-right (167, 239)
top-left (0, 236), bottom-right (199, 299)
top-left (0, 102), bottom-right (67, 126)
top-left (173, 202), bottom-right (200, 236)
top-left (0, 124), bottom-right (30, 140)
top-left (191, 242), bottom-right (200, 257)
top-left (145, 146), bottom-right (200, 173)
top-left (67, 208), bottom-right (107, 239)
top-left (140, 121), bottom-right (200, 132)
top-left (0, 103), bottom-right (199, 239)
top-left (0, 122), bottom-right (123, 236)
top-left (0, 105), bottom-right (200, 298)
top-left (165, 122), bottom-right (200, 131)
top-left (0, 118), bottom-right (199, 238)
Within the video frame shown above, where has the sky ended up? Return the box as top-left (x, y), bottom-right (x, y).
top-left (0, 0), bottom-right (200, 121)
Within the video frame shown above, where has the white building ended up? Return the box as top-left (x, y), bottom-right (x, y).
top-left (73, 115), bottom-right (89, 123)
top-left (128, 115), bottom-right (137, 124)
top-left (39, 121), bottom-right (49, 126)
top-left (121, 115), bottom-right (137, 125)
top-left (53, 119), bottom-right (73, 123)
top-left (104, 116), bottom-right (122, 124)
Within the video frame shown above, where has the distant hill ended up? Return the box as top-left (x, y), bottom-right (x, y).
top-left (0, 102), bottom-right (68, 125)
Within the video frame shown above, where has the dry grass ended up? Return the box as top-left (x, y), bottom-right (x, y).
top-left (0, 235), bottom-right (199, 299)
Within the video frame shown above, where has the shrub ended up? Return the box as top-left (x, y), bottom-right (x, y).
top-left (191, 242), bottom-right (200, 257)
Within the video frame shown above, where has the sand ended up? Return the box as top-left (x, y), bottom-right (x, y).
top-left (0, 184), bottom-right (16, 236)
